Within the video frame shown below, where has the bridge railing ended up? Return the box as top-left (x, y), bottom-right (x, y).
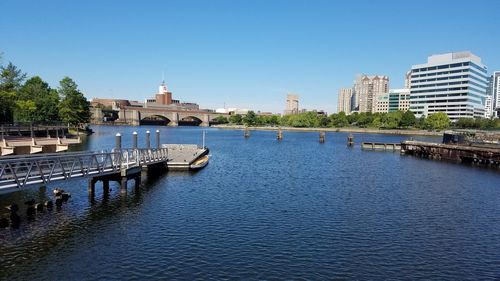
top-left (115, 148), bottom-right (169, 169)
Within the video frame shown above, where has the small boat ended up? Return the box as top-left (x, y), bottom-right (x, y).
top-left (190, 155), bottom-right (209, 170)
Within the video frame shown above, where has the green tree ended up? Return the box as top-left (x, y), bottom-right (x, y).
top-left (243, 111), bottom-right (257, 126)
top-left (424, 112), bottom-right (450, 130)
top-left (58, 77), bottom-right (90, 125)
top-left (330, 112), bottom-right (348, 127)
top-left (400, 110), bottom-right (416, 128)
top-left (213, 115), bottom-right (228, 124)
top-left (0, 62), bottom-right (26, 92)
top-left (19, 76), bottom-right (60, 123)
top-left (0, 62), bottom-right (26, 122)
top-left (15, 100), bottom-right (37, 122)
top-left (229, 114), bottom-right (243, 125)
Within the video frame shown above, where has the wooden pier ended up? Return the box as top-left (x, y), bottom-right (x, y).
top-left (400, 140), bottom-right (500, 167)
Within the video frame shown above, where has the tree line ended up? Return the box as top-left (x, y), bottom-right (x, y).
top-left (214, 110), bottom-right (500, 131)
top-left (0, 58), bottom-right (90, 125)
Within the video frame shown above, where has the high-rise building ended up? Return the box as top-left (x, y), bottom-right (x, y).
top-left (284, 93), bottom-right (299, 115)
top-left (337, 88), bottom-right (353, 114)
top-left (409, 51), bottom-right (489, 121)
top-left (354, 75), bottom-right (389, 113)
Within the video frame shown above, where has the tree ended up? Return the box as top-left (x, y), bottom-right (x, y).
top-left (0, 62), bottom-right (26, 92)
top-left (18, 76), bottom-right (60, 123)
top-left (58, 77), bottom-right (90, 125)
top-left (15, 100), bottom-right (37, 122)
top-left (0, 62), bottom-right (26, 122)
top-left (400, 110), bottom-right (416, 128)
top-left (213, 115), bottom-right (228, 124)
top-left (229, 114), bottom-right (243, 125)
top-left (330, 112), bottom-right (348, 127)
top-left (243, 111), bottom-right (257, 126)
top-left (424, 112), bottom-right (450, 130)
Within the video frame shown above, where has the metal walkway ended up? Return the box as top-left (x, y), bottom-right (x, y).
top-left (0, 148), bottom-right (168, 194)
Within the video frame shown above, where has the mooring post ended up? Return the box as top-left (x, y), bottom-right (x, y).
top-left (156, 129), bottom-right (160, 149)
top-left (277, 128), bottom-right (283, 141)
top-left (244, 127), bottom-right (250, 138)
top-left (115, 133), bottom-right (122, 151)
top-left (319, 131), bottom-right (325, 143)
top-left (146, 130), bottom-right (151, 149)
top-left (132, 131), bottom-right (138, 149)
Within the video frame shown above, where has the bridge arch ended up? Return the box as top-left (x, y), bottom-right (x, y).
top-left (178, 116), bottom-right (203, 126)
top-left (140, 114), bottom-right (171, 126)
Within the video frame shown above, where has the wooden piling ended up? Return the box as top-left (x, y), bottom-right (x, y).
top-left (319, 132), bottom-right (325, 143)
top-left (277, 128), bottom-right (283, 141)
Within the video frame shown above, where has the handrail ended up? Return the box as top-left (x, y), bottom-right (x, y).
top-left (0, 147), bottom-right (169, 192)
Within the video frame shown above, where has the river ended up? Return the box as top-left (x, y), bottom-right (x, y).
top-left (1, 125), bottom-right (499, 280)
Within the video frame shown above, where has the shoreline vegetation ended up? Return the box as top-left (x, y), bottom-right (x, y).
top-left (212, 124), bottom-right (444, 136)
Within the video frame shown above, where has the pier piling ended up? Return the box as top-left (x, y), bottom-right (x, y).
top-left (146, 131), bottom-right (151, 149)
top-left (319, 132), bottom-right (325, 143)
top-left (277, 128), bottom-right (283, 141)
top-left (347, 134), bottom-right (354, 146)
top-left (244, 127), bottom-right (250, 138)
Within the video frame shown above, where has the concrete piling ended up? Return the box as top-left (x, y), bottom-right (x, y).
top-left (319, 132), bottom-right (325, 143)
top-left (244, 127), bottom-right (250, 138)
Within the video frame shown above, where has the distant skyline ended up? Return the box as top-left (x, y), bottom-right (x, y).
top-left (1, 0), bottom-right (500, 114)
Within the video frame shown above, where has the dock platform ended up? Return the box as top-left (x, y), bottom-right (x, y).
top-left (162, 144), bottom-right (209, 170)
top-left (361, 142), bottom-right (401, 151)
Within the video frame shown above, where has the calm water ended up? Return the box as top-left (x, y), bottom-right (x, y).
top-left (1, 126), bottom-right (499, 280)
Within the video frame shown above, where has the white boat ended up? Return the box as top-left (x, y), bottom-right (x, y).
top-left (190, 155), bottom-right (209, 170)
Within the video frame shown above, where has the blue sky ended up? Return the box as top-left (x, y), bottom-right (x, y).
top-left (1, 0), bottom-right (499, 113)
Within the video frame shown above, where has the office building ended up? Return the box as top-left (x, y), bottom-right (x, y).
top-left (409, 51), bottom-right (489, 121)
top-left (337, 88), bottom-right (353, 114)
top-left (389, 88), bottom-right (410, 112)
top-left (285, 93), bottom-right (299, 115)
top-left (354, 75), bottom-right (389, 113)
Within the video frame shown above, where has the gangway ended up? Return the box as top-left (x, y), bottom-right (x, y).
top-left (0, 148), bottom-right (168, 195)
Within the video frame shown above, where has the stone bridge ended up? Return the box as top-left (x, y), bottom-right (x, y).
top-left (92, 107), bottom-right (229, 127)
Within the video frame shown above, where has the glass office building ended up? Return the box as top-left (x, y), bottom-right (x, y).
top-left (409, 51), bottom-right (488, 121)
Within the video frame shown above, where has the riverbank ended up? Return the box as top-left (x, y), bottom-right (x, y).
top-left (212, 124), bottom-right (444, 136)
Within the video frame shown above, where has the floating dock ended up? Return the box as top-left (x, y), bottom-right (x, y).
top-left (361, 142), bottom-right (401, 151)
top-left (162, 144), bottom-right (209, 170)
top-left (401, 140), bottom-right (500, 167)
